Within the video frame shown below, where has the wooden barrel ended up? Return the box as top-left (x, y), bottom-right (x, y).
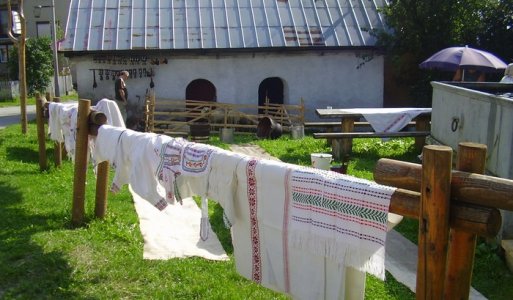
top-left (256, 116), bottom-right (282, 139)
top-left (190, 122), bottom-right (210, 142)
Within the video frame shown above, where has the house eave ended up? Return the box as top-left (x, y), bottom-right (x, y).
top-left (62, 46), bottom-right (383, 58)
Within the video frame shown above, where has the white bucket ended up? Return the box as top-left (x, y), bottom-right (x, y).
top-left (291, 125), bottom-right (305, 139)
top-left (220, 128), bottom-right (234, 143)
top-left (311, 153), bottom-right (332, 170)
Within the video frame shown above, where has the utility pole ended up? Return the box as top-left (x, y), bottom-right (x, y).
top-left (51, 0), bottom-right (60, 97)
top-left (7, 0), bottom-right (28, 134)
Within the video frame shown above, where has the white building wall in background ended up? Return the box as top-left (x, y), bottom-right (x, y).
top-left (73, 51), bottom-right (384, 121)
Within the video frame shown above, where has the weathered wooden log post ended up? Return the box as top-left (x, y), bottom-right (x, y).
top-left (94, 161), bottom-right (109, 218)
top-left (71, 99), bottom-right (91, 226)
top-left (89, 110), bottom-right (109, 219)
top-left (48, 93), bottom-right (64, 167)
top-left (35, 93), bottom-right (48, 171)
top-left (416, 145), bottom-right (453, 300)
top-left (71, 100), bottom-right (110, 224)
top-left (444, 142), bottom-right (487, 300)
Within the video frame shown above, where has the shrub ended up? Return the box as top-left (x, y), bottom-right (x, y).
top-left (8, 37), bottom-right (54, 96)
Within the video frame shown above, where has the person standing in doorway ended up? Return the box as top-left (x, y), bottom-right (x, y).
top-left (115, 70), bottom-right (129, 122)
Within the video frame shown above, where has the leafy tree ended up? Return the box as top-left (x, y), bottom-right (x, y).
top-left (8, 37), bottom-right (54, 96)
top-left (477, 1), bottom-right (513, 65)
top-left (373, 0), bottom-right (511, 106)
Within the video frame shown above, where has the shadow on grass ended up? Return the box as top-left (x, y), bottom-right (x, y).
top-left (0, 181), bottom-right (80, 299)
top-left (5, 146), bottom-right (41, 164)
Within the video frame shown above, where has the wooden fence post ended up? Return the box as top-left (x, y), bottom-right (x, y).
top-left (414, 115), bottom-right (430, 151)
top-left (417, 145), bottom-right (452, 299)
top-left (339, 117), bottom-right (356, 157)
top-left (444, 142), bottom-right (487, 299)
top-left (49, 94), bottom-right (64, 167)
top-left (95, 161), bottom-right (109, 218)
top-left (35, 93), bottom-right (47, 171)
top-left (71, 99), bottom-right (91, 226)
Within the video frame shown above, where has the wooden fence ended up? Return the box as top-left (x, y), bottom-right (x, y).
top-left (34, 98), bottom-right (513, 298)
top-left (143, 90), bottom-right (305, 135)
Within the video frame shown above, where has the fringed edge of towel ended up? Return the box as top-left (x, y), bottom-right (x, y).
top-left (289, 231), bottom-right (386, 280)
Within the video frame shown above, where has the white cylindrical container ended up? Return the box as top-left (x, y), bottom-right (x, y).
top-left (291, 125), bottom-right (305, 139)
top-left (220, 127), bottom-right (234, 143)
top-left (310, 153), bottom-right (332, 170)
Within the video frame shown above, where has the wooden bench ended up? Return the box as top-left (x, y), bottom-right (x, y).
top-left (313, 131), bottom-right (430, 159)
top-left (305, 121), bottom-right (417, 129)
top-left (313, 130), bottom-right (431, 160)
top-left (313, 131), bottom-right (430, 139)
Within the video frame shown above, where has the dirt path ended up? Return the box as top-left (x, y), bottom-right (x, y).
top-left (228, 144), bottom-right (281, 161)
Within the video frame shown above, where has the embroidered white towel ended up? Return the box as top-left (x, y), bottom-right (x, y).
top-left (288, 166), bottom-right (395, 280)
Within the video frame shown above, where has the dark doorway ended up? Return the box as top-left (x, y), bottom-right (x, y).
top-left (186, 79), bottom-right (216, 102)
top-left (258, 77), bottom-right (284, 115)
top-left (185, 79), bottom-right (217, 122)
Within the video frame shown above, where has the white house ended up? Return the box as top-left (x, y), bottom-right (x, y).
top-left (60, 0), bottom-right (389, 121)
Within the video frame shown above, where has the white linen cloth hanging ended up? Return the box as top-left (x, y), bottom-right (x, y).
top-left (92, 125), bottom-right (171, 210)
top-left (93, 98), bottom-right (126, 128)
top-left (206, 148), bottom-right (246, 227)
top-left (227, 157), bottom-right (395, 299)
top-left (230, 157), bottom-right (347, 299)
top-left (131, 186), bottom-right (229, 261)
top-left (288, 166), bottom-right (395, 280)
top-left (47, 102), bottom-right (79, 160)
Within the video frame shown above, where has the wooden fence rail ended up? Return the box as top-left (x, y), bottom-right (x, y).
top-left (375, 143), bottom-right (513, 300)
top-left (143, 91), bottom-right (305, 135)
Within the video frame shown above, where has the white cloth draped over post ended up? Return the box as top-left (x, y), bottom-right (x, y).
top-left (92, 125), bottom-right (173, 210)
top-left (91, 125), bottom-right (396, 298)
top-left (93, 98), bottom-right (126, 128)
top-left (48, 102), bottom-right (79, 161)
top-left (92, 125), bottom-right (229, 261)
top-left (288, 166), bottom-right (395, 280)
top-left (48, 99), bottom-right (126, 162)
top-left (227, 157), bottom-right (395, 299)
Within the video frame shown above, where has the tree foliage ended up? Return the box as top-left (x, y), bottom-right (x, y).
top-left (8, 37), bottom-right (54, 96)
top-left (374, 0), bottom-right (513, 105)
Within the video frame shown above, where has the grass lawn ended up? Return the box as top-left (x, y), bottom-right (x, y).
top-left (0, 93), bottom-right (78, 108)
top-left (0, 122), bottom-right (511, 299)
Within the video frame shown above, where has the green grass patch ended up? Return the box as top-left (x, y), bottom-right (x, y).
top-left (0, 124), bottom-right (510, 299)
top-left (0, 92), bottom-right (78, 108)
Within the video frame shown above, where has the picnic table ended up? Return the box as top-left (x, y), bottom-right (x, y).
top-left (313, 107), bottom-right (432, 159)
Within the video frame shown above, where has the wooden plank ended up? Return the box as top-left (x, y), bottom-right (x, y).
top-left (305, 121), bottom-right (417, 128)
top-left (374, 158), bottom-right (513, 211)
top-left (313, 131), bottom-right (430, 138)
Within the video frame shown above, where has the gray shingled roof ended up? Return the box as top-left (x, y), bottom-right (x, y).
top-left (60, 0), bottom-right (388, 52)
